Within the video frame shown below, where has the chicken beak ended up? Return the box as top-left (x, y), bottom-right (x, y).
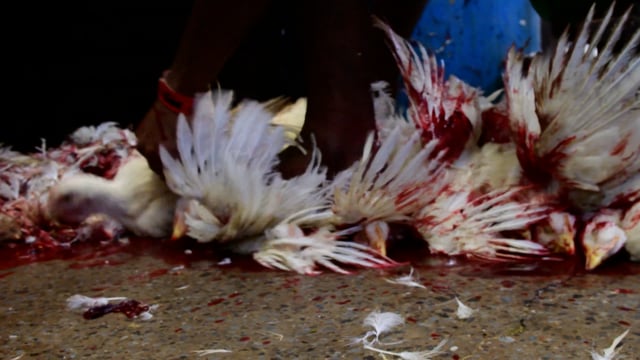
top-left (556, 233), bottom-right (576, 255)
top-left (171, 213), bottom-right (187, 241)
top-left (365, 221), bottom-right (390, 257)
top-left (584, 238), bottom-right (626, 270)
top-left (584, 249), bottom-right (607, 271)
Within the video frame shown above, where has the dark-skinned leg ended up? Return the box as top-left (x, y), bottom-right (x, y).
top-left (279, 0), bottom-right (377, 179)
top-left (136, 0), bottom-right (273, 175)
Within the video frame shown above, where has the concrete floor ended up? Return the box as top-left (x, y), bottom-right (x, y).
top-left (1, 239), bottom-right (638, 360)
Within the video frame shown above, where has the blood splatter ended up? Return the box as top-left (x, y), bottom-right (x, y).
top-left (207, 298), bottom-right (225, 306)
top-left (82, 299), bottom-right (149, 320)
top-left (501, 280), bottom-right (516, 288)
top-left (613, 288), bottom-right (635, 294)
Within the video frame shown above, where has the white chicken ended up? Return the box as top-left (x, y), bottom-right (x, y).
top-left (622, 201), bottom-right (640, 261)
top-left (1, 122), bottom-right (138, 246)
top-left (582, 201), bottom-right (640, 269)
top-left (160, 90), bottom-right (330, 245)
top-left (329, 124), bottom-right (448, 256)
top-left (47, 154), bottom-right (177, 238)
top-left (377, 19), bottom-right (561, 261)
top-left (503, 3), bottom-right (640, 268)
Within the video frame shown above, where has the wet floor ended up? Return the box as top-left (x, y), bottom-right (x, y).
top-left (1, 239), bottom-right (639, 360)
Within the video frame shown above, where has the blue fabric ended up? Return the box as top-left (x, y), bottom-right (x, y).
top-left (410, 0), bottom-right (542, 93)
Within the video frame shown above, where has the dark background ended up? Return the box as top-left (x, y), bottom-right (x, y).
top-left (6, 1), bottom-right (637, 152)
top-left (6, 1), bottom-right (305, 152)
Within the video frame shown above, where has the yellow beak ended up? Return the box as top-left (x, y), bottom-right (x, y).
top-left (171, 213), bottom-right (187, 241)
top-left (365, 221), bottom-right (390, 257)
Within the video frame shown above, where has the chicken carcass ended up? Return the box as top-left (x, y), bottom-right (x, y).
top-left (377, 20), bottom-right (562, 261)
top-left (160, 90), bottom-right (330, 241)
top-left (48, 154), bottom-right (177, 238)
top-left (504, 3), bottom-right (640, 268)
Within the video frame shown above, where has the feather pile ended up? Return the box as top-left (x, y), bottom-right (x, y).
top-left (2, 3), bottom-right (638, 274)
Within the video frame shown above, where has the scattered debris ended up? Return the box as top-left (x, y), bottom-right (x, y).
top-left (355, 310), bottom-right (450, 359)
top-left (66, 294), bottom-right (127, 310)
top-left (192, 349), bottom-right (233, 356)
top-left (363, 339), bottom-right (447, 360)
top-left (66, 294), bottom-right (155, 320)
top-left (385, 267), bottom-right (426, 289)
top-left (258, 330), bottom-right (285, 341)
top-left (454, 297), bottom-right (476, 319)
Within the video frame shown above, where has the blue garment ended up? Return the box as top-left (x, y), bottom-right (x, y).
top-left (411, 0), bottom-right (541, 93)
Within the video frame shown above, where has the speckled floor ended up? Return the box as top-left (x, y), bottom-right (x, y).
top-left (1, 240), bottom-right (639, 360)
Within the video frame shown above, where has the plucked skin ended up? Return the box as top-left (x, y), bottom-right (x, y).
top-left (161, 91), bottom-right (329, 244)
top-left (47, 155), bottom-right (177, 238)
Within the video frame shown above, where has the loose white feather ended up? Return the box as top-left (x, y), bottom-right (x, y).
top-left (590, 329), bottom-right (630, 360)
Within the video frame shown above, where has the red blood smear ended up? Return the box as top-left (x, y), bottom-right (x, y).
top-left (617, 306), bottom-right (634, 312)
top-left (228, 292), bottom-right (241, 298)
top-left (337, 284), bottom-right (349, 289)
top-left (0, 271), bottom-right (15, 279)
top-left (148, 268), bottom-right (170, 278)
top-left (262, 340), bottom-right (271, 345)
top-left (618, 320), bottom-right (631, 326)
top-left (0, 236), bottom-right (267, 272)
top-left (431, 332), bottom-right (441, 339)
top-left (127, 268), bottom-right (170, 281)
top-left (311, 296), bottom-right (323, 302)
top-left (215, 319), bottom-right (225, 323)
top-left (68, 259), bottom-right (126, 269)
top-left (336, 299), bottom-right (351, 305)
top-left (3, 229), bottom-right (640, 281)
top-left (208, 298), bottom-right (225, 306)
top-left (175, 328), bottom-right (183, 333)
top-left (406, 316), bottom-right (417, 323)
top-left (479, 107), bottom-right (511, 145)
top-left (239, 336), bottom-right (250, 342)
top-left (452, 355), bottom-right (460, 360)
top-left (82, 299), bottom-right (149, 320)
top-left (431, 284), bottom-right (450, 293)
top-left (613, 289), bottom-right (635, 294)
top-left (501, 280), bottom-right (516, 288)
